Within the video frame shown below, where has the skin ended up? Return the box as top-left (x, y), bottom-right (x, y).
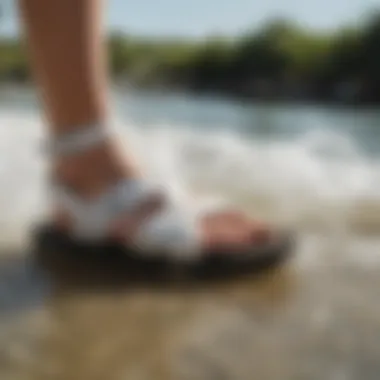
top-left (18, 0), bottom-right (270, 253)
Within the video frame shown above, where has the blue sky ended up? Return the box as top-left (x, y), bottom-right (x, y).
top-left (0, 0), bottom-right (378, 38)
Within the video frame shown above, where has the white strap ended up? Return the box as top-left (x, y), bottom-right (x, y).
top-left (43, 124), bottom-right (111, 157)
top-left (53, 179), bottom-right (202, 260)
top-left (46, 125), bottom-right (203, 259)
top-left (54, 179), bottom-right (159, 240)
top-left (134, 200), bottom-right (202, 260)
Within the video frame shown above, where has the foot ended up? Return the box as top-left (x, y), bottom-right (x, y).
top-left (52, 139), bottom-right (273, 257)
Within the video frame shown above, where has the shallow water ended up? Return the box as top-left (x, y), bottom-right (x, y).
top-left (0, 88), bottom-right (380, 379)
top-left (2, 237), bottom-right (380, 380)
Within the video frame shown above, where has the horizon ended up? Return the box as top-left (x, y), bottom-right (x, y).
top-left (0, 0), bottom-right (378, 39)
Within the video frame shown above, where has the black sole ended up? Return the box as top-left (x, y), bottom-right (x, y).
top-left (31, 224), bottom-right (295, 283)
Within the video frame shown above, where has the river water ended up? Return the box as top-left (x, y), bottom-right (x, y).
top-left (0, 87), bottom-right (380, 380)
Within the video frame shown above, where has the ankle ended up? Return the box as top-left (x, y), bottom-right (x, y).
top-left (52, 139), bottom-right (142, 197)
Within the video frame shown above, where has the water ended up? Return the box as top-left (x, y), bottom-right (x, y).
top-left (2, 88), bottom-right (380, 237)
top-left (1, 87), bottom-right (380, 380)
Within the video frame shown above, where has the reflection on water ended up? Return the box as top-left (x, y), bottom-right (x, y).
top-left (1, 237), bottom-right (380, 380)
top-left (0, 244), bottom-right (295, 380)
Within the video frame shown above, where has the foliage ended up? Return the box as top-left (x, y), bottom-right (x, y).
top-left (1, 13), bottom-right (380, 102)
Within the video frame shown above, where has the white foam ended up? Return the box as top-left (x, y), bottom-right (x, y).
top-left (119, 120), bottom-right (380, 233)
top-left (0, 108), bottom-right (379, 240)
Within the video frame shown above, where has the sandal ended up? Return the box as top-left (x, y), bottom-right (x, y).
top-left (33, 126), bottom-right (295, 277)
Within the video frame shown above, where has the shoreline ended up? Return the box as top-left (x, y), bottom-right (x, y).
top-left (1, 81), bottom-right (380, 111)
top-left (117, 83), bottom-right (380, 111)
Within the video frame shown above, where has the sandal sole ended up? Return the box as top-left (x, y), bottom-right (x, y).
top-left (30, 224), bottom-right (296, 281)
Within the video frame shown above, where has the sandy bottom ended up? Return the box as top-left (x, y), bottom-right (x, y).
top-left (1, 234), bottom-right (380, 380)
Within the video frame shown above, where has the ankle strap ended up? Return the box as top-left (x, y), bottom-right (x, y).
top-left (43, 124), bottom-right (111, 157)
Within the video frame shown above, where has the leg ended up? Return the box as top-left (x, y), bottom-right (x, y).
top-left (19, 0), bottom-right (107, 133)
top-left (18, 0), bottom-right (140, 197)
top-left (18, 0), bottom-right (286, 264)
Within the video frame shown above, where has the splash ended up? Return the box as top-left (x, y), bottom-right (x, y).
top-left (0, 109), bottom-right (379, 240)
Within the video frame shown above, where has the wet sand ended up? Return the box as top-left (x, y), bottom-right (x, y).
top-left (0, 234), bottom-right (380, 380)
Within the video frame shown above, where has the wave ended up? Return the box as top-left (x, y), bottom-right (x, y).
top-left (0, 111), bottom-right (380, 238)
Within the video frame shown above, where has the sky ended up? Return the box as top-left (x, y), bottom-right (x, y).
top-left (0, 0), bottom-right (379, 38)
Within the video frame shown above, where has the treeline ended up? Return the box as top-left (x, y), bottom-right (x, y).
top-left (1, 13), bottom-right (380, 104)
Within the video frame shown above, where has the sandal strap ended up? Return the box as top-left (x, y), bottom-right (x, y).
top-left (134, 199), bottom-right (202, 260)
top-left (45, 124), bottom-right (203, 259)
top-left (53, 178), bottom-right (202, 260)
top-left (53, 179), bottom-right (159, 240)
top-left (43, 124), bottom-right (111, 157)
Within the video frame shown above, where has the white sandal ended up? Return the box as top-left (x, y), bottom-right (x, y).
top-left (34, 125), bottom-right (294, 274)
